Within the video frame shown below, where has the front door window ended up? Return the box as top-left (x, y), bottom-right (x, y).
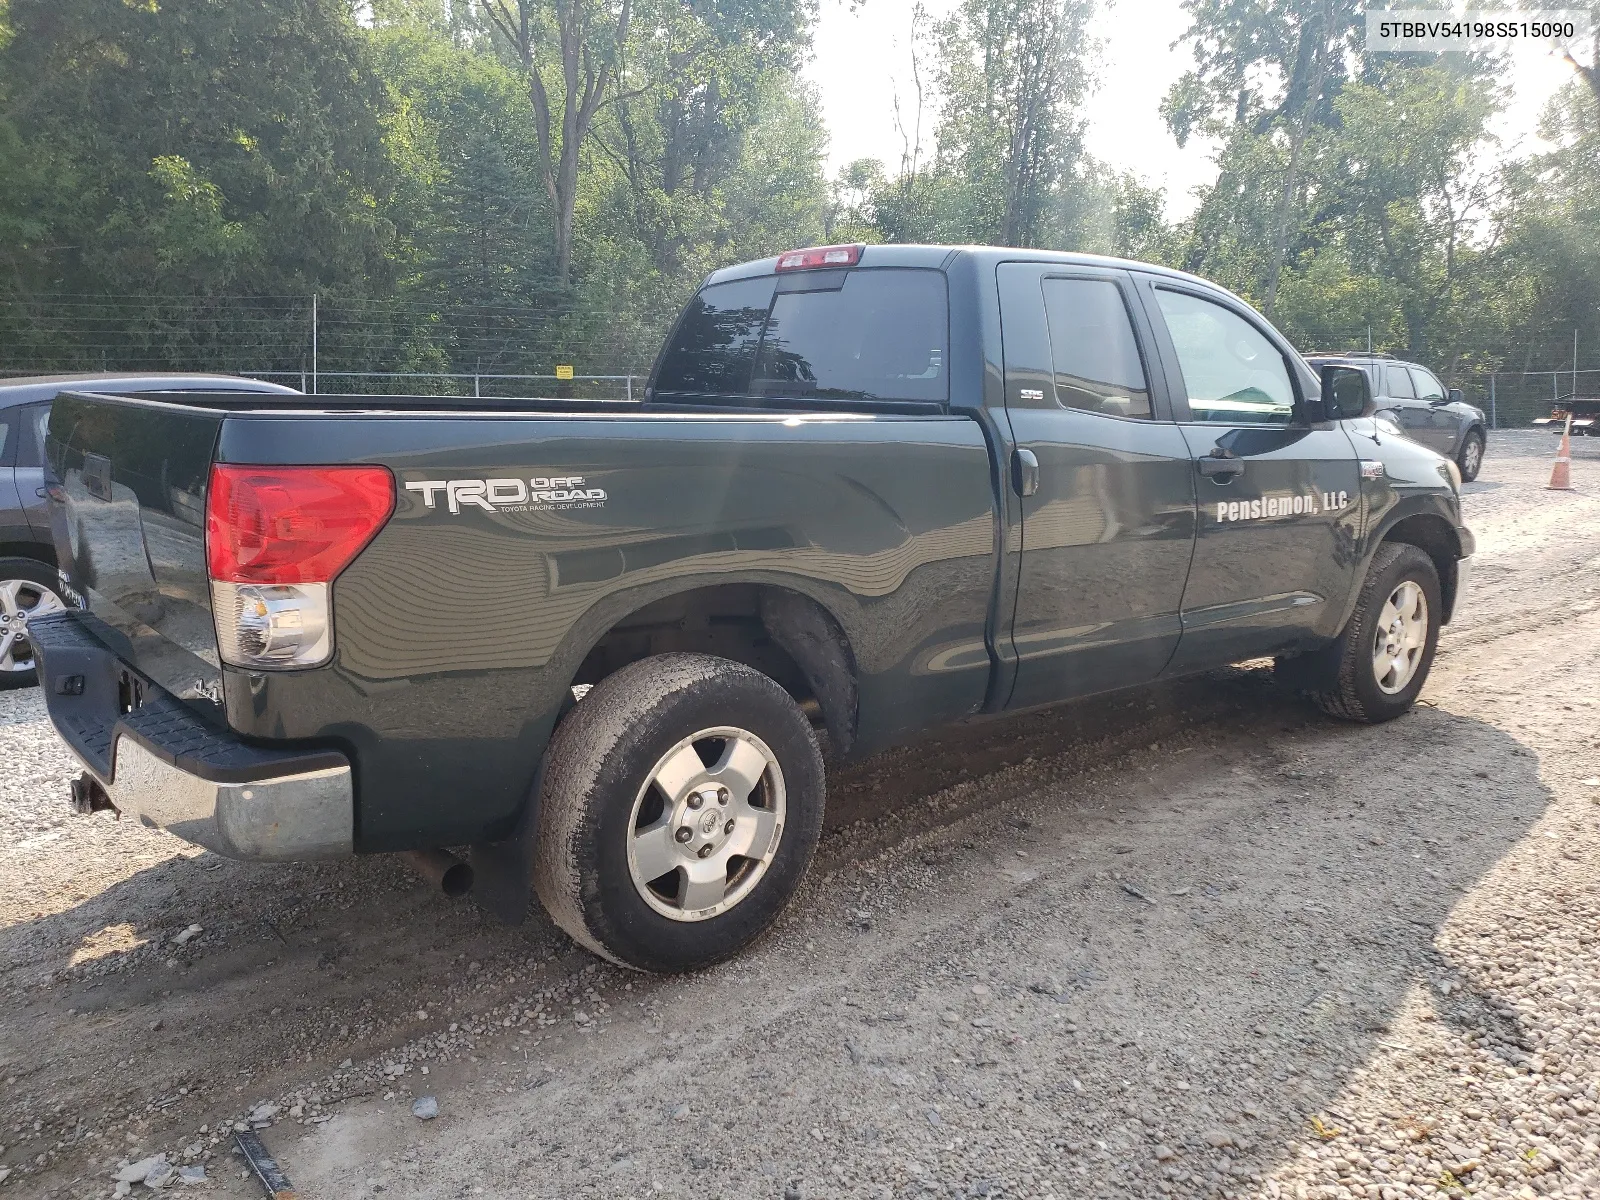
top-left (1152, 289), bottom-right (1295, 426)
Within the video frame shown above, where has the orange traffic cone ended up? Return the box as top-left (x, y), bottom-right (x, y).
top-left (1548, 413), bottom-right (1574, 491)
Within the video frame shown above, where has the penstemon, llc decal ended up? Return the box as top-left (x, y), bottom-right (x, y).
top-left (1214, 491), bottom-right (1350, 523)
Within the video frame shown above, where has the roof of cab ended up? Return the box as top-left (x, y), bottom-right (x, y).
top-left (702, 244), bottom-right (1230, 293)
top-left (0, 372), bottom-right (299, 409)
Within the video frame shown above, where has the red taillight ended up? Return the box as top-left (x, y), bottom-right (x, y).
top-left (775, 244), bottom-right (863, 271)
top-left (206, 465), bottom-right (394, 585)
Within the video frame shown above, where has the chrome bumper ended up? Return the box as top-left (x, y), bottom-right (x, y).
top-left (96, 736), bottom-right (353, 860)
top-left (1445, 553), bottom-right (1473, 625)
top-left (32, 612), bottom-right (354, 861)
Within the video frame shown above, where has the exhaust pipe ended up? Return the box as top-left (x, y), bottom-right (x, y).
top-left (403, 848), bottom-right (473, 898)
top-left (69, 772), bottom-right (115, 815)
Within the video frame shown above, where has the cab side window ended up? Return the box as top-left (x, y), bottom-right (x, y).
top-left (1410, 367), bottom-right (1444, 401)
top-left (1386, 366), bottom-right (1416, 399)
top-left (1154, 288), bottom-right (1295, 425)
top-left (1040, 278), bottom-right (1151, 418)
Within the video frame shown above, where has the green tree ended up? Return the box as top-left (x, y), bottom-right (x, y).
top-left (928, 0), bottom-right (1096, 246)
top-left (479, 0), bottom-right (633, 286)
top-left (0, 0), bottom-right (396, 299)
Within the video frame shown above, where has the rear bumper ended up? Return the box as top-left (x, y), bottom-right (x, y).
top-left (30, 612), bottom-right (353, 861)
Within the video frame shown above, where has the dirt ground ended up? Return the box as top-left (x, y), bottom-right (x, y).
top-left (3, 429), bottom-right (1598, 1200)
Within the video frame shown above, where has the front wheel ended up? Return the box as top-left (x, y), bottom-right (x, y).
top-left (1456, 430), bottom-right (1485, 482)
top-left (531, 653), bottom-right (825, 972)
top-left (1290, 542), bottom-right (1442, 723)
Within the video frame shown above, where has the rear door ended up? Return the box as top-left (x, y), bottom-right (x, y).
top-left (1137, 277), bottom-right (1361, 670)
top-left (17, 403), bottom-right (52, 539)
top-left (0, 407), bottom-right (26, 547)
top-left (997, 263), bottom-right (1197, 709)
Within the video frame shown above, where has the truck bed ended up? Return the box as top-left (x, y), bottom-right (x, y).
top-left (45, 387), bottom-right (1001, 851)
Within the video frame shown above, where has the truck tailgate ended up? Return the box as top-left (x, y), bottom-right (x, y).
top-left (46, 391), bottom-right (228, 711)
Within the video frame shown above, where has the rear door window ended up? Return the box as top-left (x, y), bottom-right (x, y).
top-left (751, 270), bottom-right (947, 403)
top-left (1041, 277), bottom-right (1151, 417)
top-left (20, 404), bottom-right (49, 467)
top-left (653, 276), bottom-right (777, 396)
top-left (1386, 366), bottom-right (1416, 398)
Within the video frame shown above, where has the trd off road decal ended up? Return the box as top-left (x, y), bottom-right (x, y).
top-left (1214, 490), bottom-right (1350, 523)
top-left (405, 475), bottom-right (608, 514)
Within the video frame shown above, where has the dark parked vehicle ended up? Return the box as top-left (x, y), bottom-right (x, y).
top-left (1304, 352), bottom-right (1488, 482)
top-left (0, 373), bottom-right (298, 687)
top-left (34, 247), bottom-right (1473, 972)
top-left (1532, 397), bottom-right (1600, 437)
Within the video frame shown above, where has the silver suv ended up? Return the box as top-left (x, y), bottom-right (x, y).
top-left (1305, 353), bottom-right (1488, 482)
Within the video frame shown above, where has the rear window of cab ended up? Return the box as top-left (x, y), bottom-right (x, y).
top-left (653, 268), bottom-right (949, 405)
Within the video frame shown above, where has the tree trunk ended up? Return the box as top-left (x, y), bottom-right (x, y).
top-left (480, 0), bottom-right (630, 287)
top-left (1263, 3), bottom-right (1332, 316)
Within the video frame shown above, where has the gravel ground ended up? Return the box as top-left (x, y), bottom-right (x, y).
top-left (1, 429), bottom-right (1597, 1200)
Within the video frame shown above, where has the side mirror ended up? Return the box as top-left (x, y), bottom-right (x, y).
top-left (1447, 388), bottom-right (1464, 405)
top-left (1318, 364), bottom-right (1370, 421)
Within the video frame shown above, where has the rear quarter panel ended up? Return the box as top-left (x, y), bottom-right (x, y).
top-left (217, 411), bottom-right (998, 851)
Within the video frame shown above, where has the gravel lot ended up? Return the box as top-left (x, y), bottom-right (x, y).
top-left (2, 429), bottom-right (1598, 1200)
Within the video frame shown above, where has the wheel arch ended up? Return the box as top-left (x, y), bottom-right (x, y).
top-left (565, 578), bottom-right (860, 759)
top-left (1378, 510), bottom-right (1463, 623)
top-left (0, 541), bottom-right (56, 569)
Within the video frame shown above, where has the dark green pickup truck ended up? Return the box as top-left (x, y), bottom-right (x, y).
top-left (35, 245), bottom-right (1473, 971)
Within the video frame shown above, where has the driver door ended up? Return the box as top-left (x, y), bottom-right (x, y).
top-left (1135, 276), bottom-right (1362, 671)
top-left (1408, 366), bottom-right (1455, 452)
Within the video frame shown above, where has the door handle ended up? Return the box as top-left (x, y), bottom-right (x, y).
top-left (1011, 448), bottom-right (1040, 497)
top-left (1197, 451), bottom-right (1244, 480)
top-left (35, 487), bottom-right (49, 499)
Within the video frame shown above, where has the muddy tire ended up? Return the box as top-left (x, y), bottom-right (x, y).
top-left (1287, 543), bottom-right (1442, 724)
top-left (531, 653), bottom-right (825, 972)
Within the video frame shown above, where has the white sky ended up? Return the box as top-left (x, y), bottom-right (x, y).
top-left (804, 0), bottom-right (1583, 221)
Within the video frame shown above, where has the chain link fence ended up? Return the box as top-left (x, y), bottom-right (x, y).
top-left (1452, 368), bottom-right (1600, 429)
top-left (5, 291), bottom-right (1597, 421)
top-left (242, 371), bottom-right (647, 400)
top-left (0, 293), bottom-right (661, 394)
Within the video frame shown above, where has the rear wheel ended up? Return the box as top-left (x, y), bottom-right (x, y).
top-left (0, 559), bottom-right (67, 690)
top-left (1286, 542), bottom-right (1442, 723)
top-left (531, 653), bottom-right (825, 972)
top-left (1456, 429), bottom-right (1485, 482)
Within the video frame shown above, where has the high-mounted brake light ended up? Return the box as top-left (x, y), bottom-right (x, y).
top-left (206, 465), bottom-right (393, 669)
top-left (775, 244), bottom-right (863, 271)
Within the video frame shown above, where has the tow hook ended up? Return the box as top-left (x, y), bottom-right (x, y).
top-left (68, 772), bottom-right (116, 815)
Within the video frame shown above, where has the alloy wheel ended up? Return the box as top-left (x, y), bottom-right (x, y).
top-left (1371, 580), bottom-right (1428, 695)
top-left (0, 577), bottom-right (67, 675)
top-left (626, 726), bottom-right (786, 922)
